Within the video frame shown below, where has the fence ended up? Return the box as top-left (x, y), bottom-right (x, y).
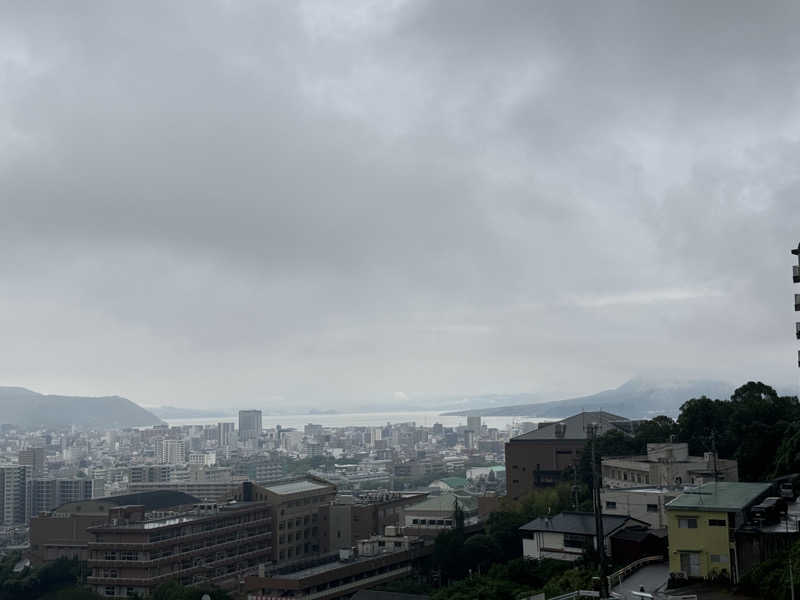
top-left (608, 555), bottom-right (665, 588)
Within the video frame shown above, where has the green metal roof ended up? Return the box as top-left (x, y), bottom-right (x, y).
top-left (433, 477), bottom-right (468, 489)
top-left (407, 493), bottom-right (477, 513)
top-left (665, 482), bottom-right (772, 512)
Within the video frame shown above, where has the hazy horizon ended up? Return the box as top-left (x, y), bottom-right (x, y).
top-left (2, 2), bottom-right (799, 410)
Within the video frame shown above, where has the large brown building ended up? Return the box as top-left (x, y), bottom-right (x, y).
top-left (505, 411), bottom-right (630, 501)
top-left (86, 500), bottom-right (272, 597)
top-left (29, 490), bottom-right (200, 565)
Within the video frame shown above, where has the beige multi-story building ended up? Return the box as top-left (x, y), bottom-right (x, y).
top-left (602, 443), bottom-right (738, 489)
top-left (251, 478), bottom-right (337, 564)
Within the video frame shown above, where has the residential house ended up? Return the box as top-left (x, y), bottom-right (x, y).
top-left (665, 481), bottom-right (772, 582)
top-left (520, 511), bottom-right (649, 562)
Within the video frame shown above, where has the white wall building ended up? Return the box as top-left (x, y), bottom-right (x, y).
top-left (600, 486), bottom-right (679, 529)
top-left (602, 443), bottom-right (738, 489)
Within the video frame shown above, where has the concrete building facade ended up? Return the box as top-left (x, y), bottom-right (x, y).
top-left (505, 411), bottom-right (630, 501)
top-left (238, 410), bottom-right (262, 441)
top-left (600, 486), bottom-right (678, 529)
top-left (602, 443), bottom-right (738, 489)
top-left (86, 501), bottom-right (272, 597)
top-left (31, 478), bottom-right (93, 516)
top-left (232, 478), bottom-right (337, 564)
top-left (0, 464), bottom-right (31, 525)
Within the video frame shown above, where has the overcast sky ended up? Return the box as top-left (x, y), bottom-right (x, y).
top-left (1, 1), bottom-right (799, 410)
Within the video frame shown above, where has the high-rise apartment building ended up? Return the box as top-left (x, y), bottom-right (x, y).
top-left (31, 478), bottom-right (93, 516)
top-left (19, 447), bottom-right (46, 477)
top-left (466, 416), bottom-right (482, 433)
top-left (218, 422), bottom-right (235, 447)
top-left (239, 410), bottom-right (262, 441)
top-left (154, 439), bottom-right (186, 465)
top-left (0, 465), bottom-right (31, 525)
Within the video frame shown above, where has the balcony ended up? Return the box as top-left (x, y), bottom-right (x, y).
top-left (794, 265), bottom-right (800, 284)
top-left (89, 514), bottom-right (271, 549)
top-left (88, 530), bottom-right (272, 567)
top-left (87, 546), bottom-right (271, 587)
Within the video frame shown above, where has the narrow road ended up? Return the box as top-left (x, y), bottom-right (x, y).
top-left (611, 564), bottom-right (668, 598)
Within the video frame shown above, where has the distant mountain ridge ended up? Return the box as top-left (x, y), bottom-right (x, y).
top-left (441, 377), bottom-right (734, 419)
top-left (149, 406), bottom-right (231, 419)
top-left (0, 386), bottom-right (163, 430)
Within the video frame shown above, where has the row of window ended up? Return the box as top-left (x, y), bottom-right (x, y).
top-left (605, 468), bottom-right (650, 484)
top-left (677, 517), bottom-right (727, 528)
top-left (278, 514), bottom-right (318, 529)
top-left (604, 501), bottom-right (659, 513)
top-left (277, 543), bottom-right (319, 560)
top-left (410, 519), bottom-right (453, 526)
top-left (278, 528), bottom-right (318, 544)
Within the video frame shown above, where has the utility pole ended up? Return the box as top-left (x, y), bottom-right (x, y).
top-left (573, 456), bottom-right (580, 509)
top-left (588, 423), bottom-right (609, 598)
top-left (711, 431), bottom-right (718, 483)
top-left (788, 242), bottom-right (799, 600)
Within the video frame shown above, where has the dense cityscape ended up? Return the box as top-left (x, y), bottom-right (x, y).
top-left (4, 372), bottom-right (800, 599)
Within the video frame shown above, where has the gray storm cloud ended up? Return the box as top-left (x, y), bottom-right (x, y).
top-left (0, 0), bottom-right (798, 408)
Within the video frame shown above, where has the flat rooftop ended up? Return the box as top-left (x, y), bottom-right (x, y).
top-left (275, 551), bottom-right (409, 581)
top-left (604, 486), bottom-right (682, 494)
top-left (666, 482), bottom-right (771, 512)
top-left (88, 501), bottom-right (264, 530)
top-left (265, 480), bottom-right (332, 495)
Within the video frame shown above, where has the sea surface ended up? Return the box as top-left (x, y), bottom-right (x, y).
top-left (164, 410), bottom-right (551, 431)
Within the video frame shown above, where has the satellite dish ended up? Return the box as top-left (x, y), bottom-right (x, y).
top-left (201, 595), bottom-right (211, 600)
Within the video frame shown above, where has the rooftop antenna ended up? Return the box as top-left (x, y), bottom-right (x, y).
top-left (711, 431), bottom-right (719, 487)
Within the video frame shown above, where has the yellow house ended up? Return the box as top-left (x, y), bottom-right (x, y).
top-left (666, 481), bottom-right (771, 583)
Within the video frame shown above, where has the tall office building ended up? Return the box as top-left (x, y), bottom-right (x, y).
top-left (218, 422), bottom-right (235, 447)
top-left (0, 465), bottom-right (31, 525)
top-left (239, 409), bottom-right (263, 441)
top-left (19, 447), bottom-right (46, 477)
top-left (466, 416), bottom-right (482, 433)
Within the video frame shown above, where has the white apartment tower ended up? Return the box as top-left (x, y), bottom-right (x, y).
top-left (0, 465), bottom-right (31, 525)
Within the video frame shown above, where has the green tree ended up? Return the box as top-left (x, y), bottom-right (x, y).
top-left (773, 422), bottom-right (800, 477)
top-left (633, 415), bottom-right (679, 449)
